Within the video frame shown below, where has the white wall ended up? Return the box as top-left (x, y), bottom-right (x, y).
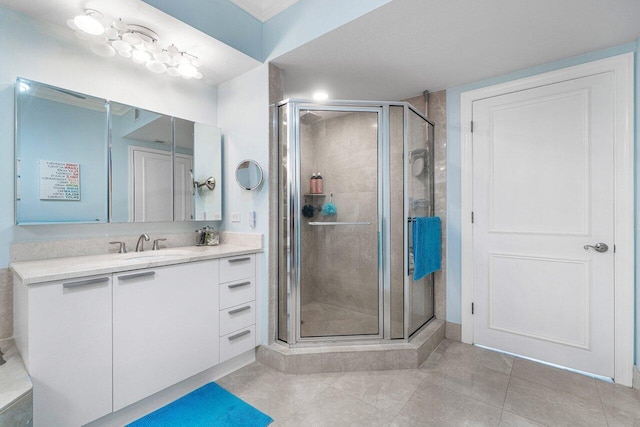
top-left (0, 7), bottom-right (219, 267)
top-left (216, 63), bottom-right (270, 341)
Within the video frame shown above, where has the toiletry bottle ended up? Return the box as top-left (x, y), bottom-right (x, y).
top-left (316, 172), bottom-right (323, 194)
top-left (310, 173), bottom-right (317, 194)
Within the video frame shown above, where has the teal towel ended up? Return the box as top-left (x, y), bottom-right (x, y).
top-left (127, 382), bottom-right (273, 427)
top-left (412, 216), bottom-right (441, 280)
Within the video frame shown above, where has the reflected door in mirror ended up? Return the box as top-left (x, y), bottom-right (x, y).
top-left (132, 148), bottom-right (173, 222)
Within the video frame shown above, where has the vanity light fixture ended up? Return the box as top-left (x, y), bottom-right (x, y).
top-left (67, 11), bottom-right (203, 80)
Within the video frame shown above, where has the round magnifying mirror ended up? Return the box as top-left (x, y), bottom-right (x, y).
top-left (235, 160), bottom-right (263, 191)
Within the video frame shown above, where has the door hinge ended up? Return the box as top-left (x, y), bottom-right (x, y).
top-left (471, 211), bottom-right (474, 223)
top-left (470, 121), bottom-right (474, 133)
top-left (471, 302), bottom-right (475, 315)
top-left (614, 244), bottom-right (616, 253)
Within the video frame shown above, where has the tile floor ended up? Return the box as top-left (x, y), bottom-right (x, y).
top-left (217, 339), bottom-right (640, 426)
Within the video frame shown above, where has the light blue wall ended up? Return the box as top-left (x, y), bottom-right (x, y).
top-left (16, 96), bottom-right (108, 223)
top-left (142, 0), bottom-right (263, 61)
top-left (262, 0), bottom-right (391, 60)
top-left (143, 0), bottom-right (390, 61)
top-left (445, 43), bottom-right (638, 353)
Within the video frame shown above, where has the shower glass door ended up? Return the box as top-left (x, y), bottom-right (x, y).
top-left (296, 106), bottom-right (382, 339)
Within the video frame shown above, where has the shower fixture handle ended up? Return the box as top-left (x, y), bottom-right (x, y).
top-left (583, 243), bottom-right (608, 253)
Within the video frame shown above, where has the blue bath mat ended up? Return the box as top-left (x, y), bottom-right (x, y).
top-left (127, 382), bottom-right (273, 427)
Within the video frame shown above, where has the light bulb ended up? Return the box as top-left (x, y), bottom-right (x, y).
top-left (166, 44), bottom-right (179, 55)
top-left (176, 54), bottom-right (189, 65)
top-left (146, 61), bottom-right (167, 74)
top-left (122, 32), bottom-right (142, 45)
top-left (178, 63), bottom-right (197, 78)
top-left (104, 27), bottom-right (119, 40)
top-left (112, 39), bottom-right (132, 52)
top-left (194, 71), bottom-right (203, 80)
top-left (154, 51), bottom-right (171, 64)
top-left (90, 43), bottom-right (115, 57)
top-left (313, 91), bottom-right (329, 101)
top-left (145, 41), bottom-right (161, 54)
top-left (132, 49), bottom-right (150, 63)
top-left (74, 14), bottom-right (104, 36)
top-left (113, 19), bottom-right (128, 31)
top-left (118, 50), bottom-right (132, 58)
top-left (167, 67), bottom-right (181, 77)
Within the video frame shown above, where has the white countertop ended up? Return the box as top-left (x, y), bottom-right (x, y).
top-left (10, 244), bottom-right (263, 285)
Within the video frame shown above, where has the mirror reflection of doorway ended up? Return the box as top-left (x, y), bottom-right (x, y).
top-left (130, 147), bottom-right (192, 222)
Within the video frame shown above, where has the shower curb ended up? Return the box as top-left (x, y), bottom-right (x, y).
top-left (256, 319), bottom-right (445, 374)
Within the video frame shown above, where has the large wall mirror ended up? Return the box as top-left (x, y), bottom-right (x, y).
top-left (15, 80), bottom-right (109, 224)
top-left (15, 78), bottom-right (222, 224)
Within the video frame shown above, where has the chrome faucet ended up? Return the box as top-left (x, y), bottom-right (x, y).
top-left (135, 234), bottom-right (150, 252)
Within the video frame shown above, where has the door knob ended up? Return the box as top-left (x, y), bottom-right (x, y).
top-left (584, 243), bottom-right (609, 253)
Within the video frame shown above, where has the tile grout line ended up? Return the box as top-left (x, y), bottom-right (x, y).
top-left (594, 382), bottom-right (612, 427)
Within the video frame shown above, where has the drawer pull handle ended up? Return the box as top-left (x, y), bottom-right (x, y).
top-left (119, 271), bottom-right (155, 281)
top-left (228, 281), bottom-right (251, 289)
top-left (228, 305), bottom-right (251, 315)
top-left (228, 257), bottom-right (251, 263)
top-left (228, 330), bottom-right (251, 341)
top-left (63, 277), bottom-right (109, 288)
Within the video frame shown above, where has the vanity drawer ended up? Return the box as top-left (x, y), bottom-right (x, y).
top-left (219, 254), bottom-right (255, 283)
top-left (220, 278), bottom-right (255, 310)
top-left (220, 301), bottom-right (255, 336)
top-left (220, 325), bottom-right (255, 363)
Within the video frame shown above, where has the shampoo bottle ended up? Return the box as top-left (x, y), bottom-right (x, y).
top-left (316, 172), bottom-right (323, 194)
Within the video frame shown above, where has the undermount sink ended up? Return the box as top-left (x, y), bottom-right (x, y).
top-left (121, 249), bottom-right (193, 260)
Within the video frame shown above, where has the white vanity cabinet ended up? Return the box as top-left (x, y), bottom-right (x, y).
top-left (219, 254), bottom-right (257, 362)
top-left (112, 260), bottom-right (219, 411)
top-left (13, 274), bottom-right (113, 427)
top-left (12, 247), bottom-right (261, 426)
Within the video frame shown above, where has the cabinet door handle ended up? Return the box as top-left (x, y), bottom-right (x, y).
top-left (228, 281), bottom-right (251, 289)
top-left (118, 271), bottom-right (155, 281)
top-left (228, 305), bottom-right (251, 315)
top-left (63, 277), bottom-right (109, 289)
top-left (228, 257), bottom-right (251, 263)
top-left (228, 330), bottom-right (251, 341)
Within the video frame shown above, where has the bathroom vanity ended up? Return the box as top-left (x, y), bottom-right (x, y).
top-left (11, 245), bottom-right (261, 426)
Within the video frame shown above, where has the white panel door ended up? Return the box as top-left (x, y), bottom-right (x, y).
top-left (132, 148), bottom-right (173, 222)
top-left (174, 154), bottom-right (194, 221)
top-left (472, 72), bottom-right (615, 377)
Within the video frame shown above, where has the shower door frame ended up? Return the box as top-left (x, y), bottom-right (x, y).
top-left (278, 99), bottom-right (435, 345)
top-left (290, 102), bottom-right (385, 343)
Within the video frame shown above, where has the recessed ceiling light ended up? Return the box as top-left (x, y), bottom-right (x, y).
top-left (313, 91), bottom-right (329, 101)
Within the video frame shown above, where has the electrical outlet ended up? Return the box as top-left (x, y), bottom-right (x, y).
top-left (232, 212), bottom-right (241, 222)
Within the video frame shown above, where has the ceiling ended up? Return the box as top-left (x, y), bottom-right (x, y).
top-left (1, 0), bottom-right (261, 87)
top-left (273, 0), bottom-right (640, 101)
top-left (229, 0), bottom-right (298, 22)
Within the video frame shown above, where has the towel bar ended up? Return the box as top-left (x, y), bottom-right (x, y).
top-left (308, 221), bottom-right (372, 226)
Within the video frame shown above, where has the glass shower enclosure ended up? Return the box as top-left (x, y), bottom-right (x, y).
top-left (278, 100), bottom-right (435, 344)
